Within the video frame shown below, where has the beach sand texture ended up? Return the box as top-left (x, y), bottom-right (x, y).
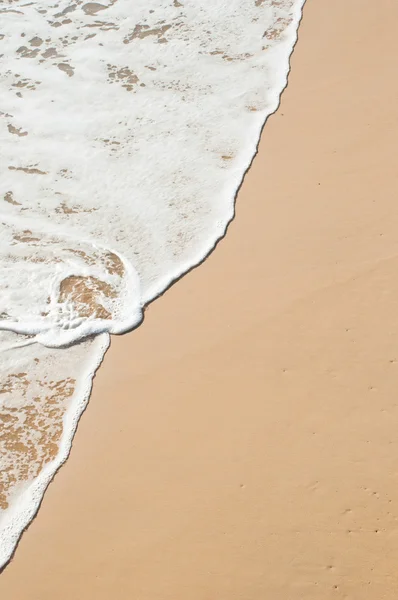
top-left (2, 0), bottom-right (398, 597)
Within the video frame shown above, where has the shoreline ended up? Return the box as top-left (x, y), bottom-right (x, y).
top-left (3, 0), bottom-right (398, 597)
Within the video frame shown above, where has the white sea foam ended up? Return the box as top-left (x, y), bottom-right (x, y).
top-left (0, 0), bottom-right (305, 568)
top-left (0, 331), bottom-right (109, 568)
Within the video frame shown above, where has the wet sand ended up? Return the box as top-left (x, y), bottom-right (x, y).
top-left (3, 0), bottom-right (398, 597)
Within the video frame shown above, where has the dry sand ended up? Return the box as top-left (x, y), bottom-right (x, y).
top-left (2, 0), bottom-right (398, 597)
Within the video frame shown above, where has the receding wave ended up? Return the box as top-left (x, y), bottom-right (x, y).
top-left (0, 0), bottom-right (305, 568)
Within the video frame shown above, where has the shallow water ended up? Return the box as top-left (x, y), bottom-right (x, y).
top-left (0, 0), bottom-right (304, 568)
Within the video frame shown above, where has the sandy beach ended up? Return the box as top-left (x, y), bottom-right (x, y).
top-left (2, 0), bottom-right (398, 597)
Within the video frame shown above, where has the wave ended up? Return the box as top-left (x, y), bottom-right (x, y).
top-left (0, 0), bottom-right (305, 569)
